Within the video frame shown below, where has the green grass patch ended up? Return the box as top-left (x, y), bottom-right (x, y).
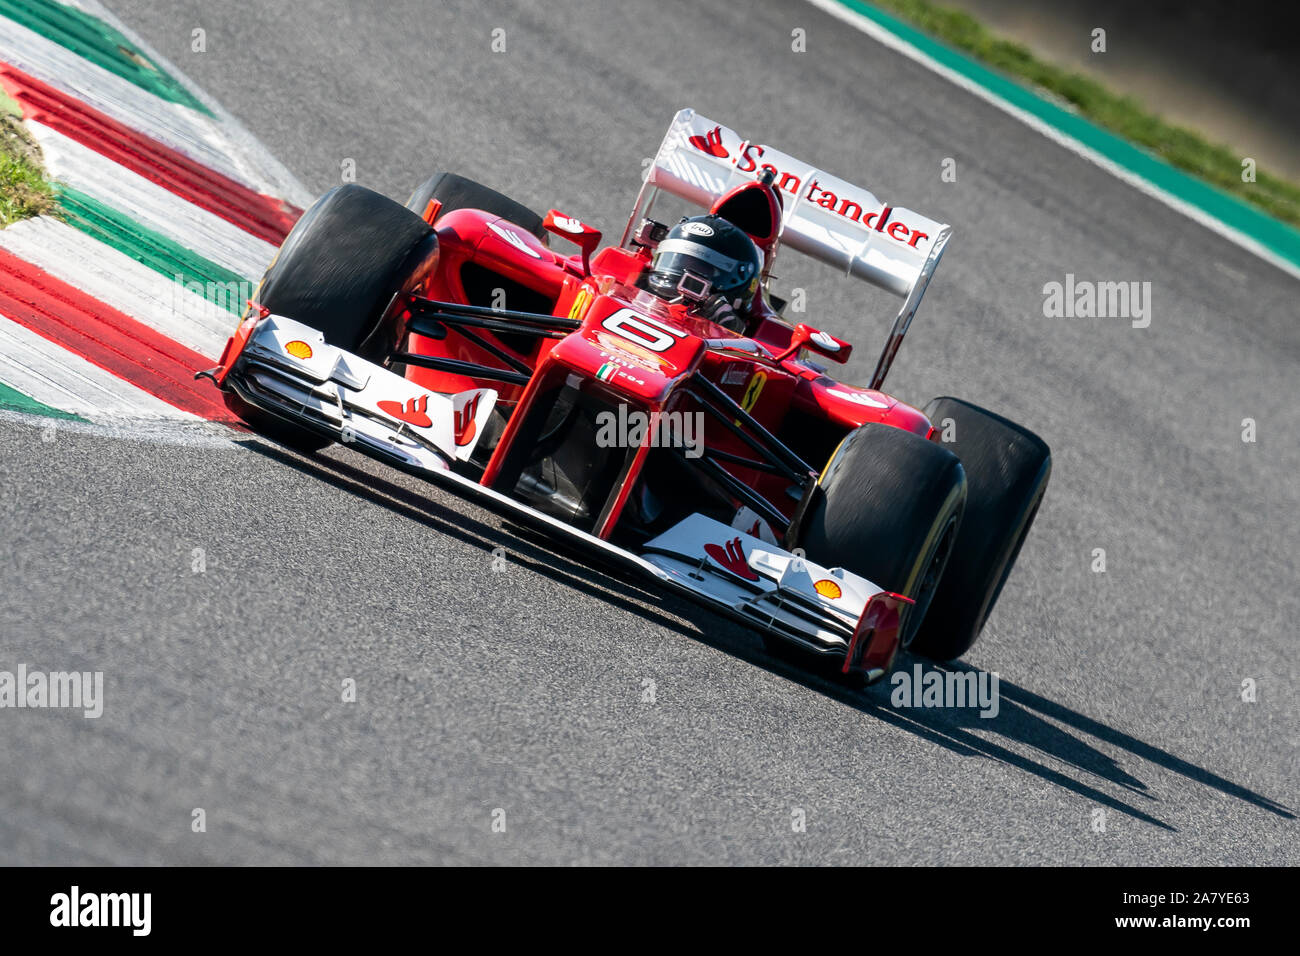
top-left (0, 91), bottom-right (60, 227)
top-left (870, 0), bottom-right (1300, 227)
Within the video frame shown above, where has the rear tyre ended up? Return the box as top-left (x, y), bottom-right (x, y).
top-left (405, 171), bottom-right (546, 240)
top-left (909, 397), bottom-right (1052, 661)
top-left (769, 423), bottom-right (966, 680)
top-left (232, 184), bottom-right (437, 452)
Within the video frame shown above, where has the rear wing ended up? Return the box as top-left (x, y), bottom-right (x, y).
top-left (624, 108), bottom-right (951, 389)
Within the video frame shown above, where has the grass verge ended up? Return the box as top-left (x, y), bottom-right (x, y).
top-left (0, 90), bottom-right (59, 227)
top-left (870, 0), bottom-right (1300, 227)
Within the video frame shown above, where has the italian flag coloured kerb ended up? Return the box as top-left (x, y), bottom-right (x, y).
top-left (0, 0), bottom-right (308, 424)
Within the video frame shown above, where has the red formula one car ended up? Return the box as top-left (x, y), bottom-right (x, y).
top-left (201, 109), bottom-right (1051, 684)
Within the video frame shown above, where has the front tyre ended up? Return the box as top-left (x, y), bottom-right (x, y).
top-left (231, 184), bottom-right (437, 451)
top-left (774, 423), bottom-right (966, 678)
top-left (909, 397), bottom-right (1052, 661)
top-left (404, 171), bottom-right (546, 240)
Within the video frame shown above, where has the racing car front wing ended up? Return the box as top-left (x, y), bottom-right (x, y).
top-left (201, 314), bottom-right (911, 681)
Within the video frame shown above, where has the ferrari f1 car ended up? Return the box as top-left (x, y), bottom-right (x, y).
top-left (200, 109), bottom-right (1051, 685)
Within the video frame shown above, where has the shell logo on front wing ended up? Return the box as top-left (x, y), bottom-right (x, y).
top-left (813, 578), bottom-right (843, 600)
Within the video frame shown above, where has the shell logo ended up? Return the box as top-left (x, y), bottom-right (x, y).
top-left (284, 340), bottom-right (313, 360)
top-left (813, 578), bottom-right (842, 600)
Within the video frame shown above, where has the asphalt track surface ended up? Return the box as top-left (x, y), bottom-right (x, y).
top-left (2, 0), bottom-right (1296, 865)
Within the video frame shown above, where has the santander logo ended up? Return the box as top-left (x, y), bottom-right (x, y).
top-left (688, 125), bottom-right (729, 157)
top-left (686, 124), bottom-right (930, 251)
top-left (704, 536), bottom-right (759, 581)
top-left (378, 394), bottom-right (433, 428)
top-left (454, 393), bottom-right (480, 446)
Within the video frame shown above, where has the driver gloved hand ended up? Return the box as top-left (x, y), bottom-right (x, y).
top-left (700, 294), bottom-right (745, 332)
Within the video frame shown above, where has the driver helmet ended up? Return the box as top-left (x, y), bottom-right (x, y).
top-left (646, 215), bottom-right (762, 314)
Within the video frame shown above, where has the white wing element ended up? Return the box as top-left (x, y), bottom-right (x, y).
top-left (645, 108), bottom-right (951, 298)
top-left (642, 513), bottom-right (886, 649)
top-left (636, 108), bottom-right (952, 388)
top-left (238, 314), bottom-right (497, 467)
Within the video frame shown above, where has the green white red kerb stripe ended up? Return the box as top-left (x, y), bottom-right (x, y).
top-left (0, 0), bottom-right (310, 424)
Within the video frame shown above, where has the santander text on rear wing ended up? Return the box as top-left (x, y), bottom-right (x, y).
top-left (625, 108), bottom-right (952, 389)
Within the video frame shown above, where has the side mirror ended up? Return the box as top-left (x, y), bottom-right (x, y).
top-left (774, 323), bottom-right (853, 365)
top-left (543, 209), bottom-right (602, 275)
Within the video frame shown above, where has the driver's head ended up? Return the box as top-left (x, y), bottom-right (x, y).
top-left (646, 215), bottom-right (761, 314)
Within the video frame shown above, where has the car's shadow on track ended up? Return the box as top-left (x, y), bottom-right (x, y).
top-left (243, 437), bottom-right (1294, 834)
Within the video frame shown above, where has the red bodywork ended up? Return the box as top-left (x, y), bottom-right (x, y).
top-left (207, 177), bottom-right (939, 679)
top-left (393, 198), bottom-right (931, 543)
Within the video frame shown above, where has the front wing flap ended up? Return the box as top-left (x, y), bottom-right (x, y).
top-left (221, 314), bottom-right (496, 470)
top-left (640, 514), bottom-right (906, 678)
